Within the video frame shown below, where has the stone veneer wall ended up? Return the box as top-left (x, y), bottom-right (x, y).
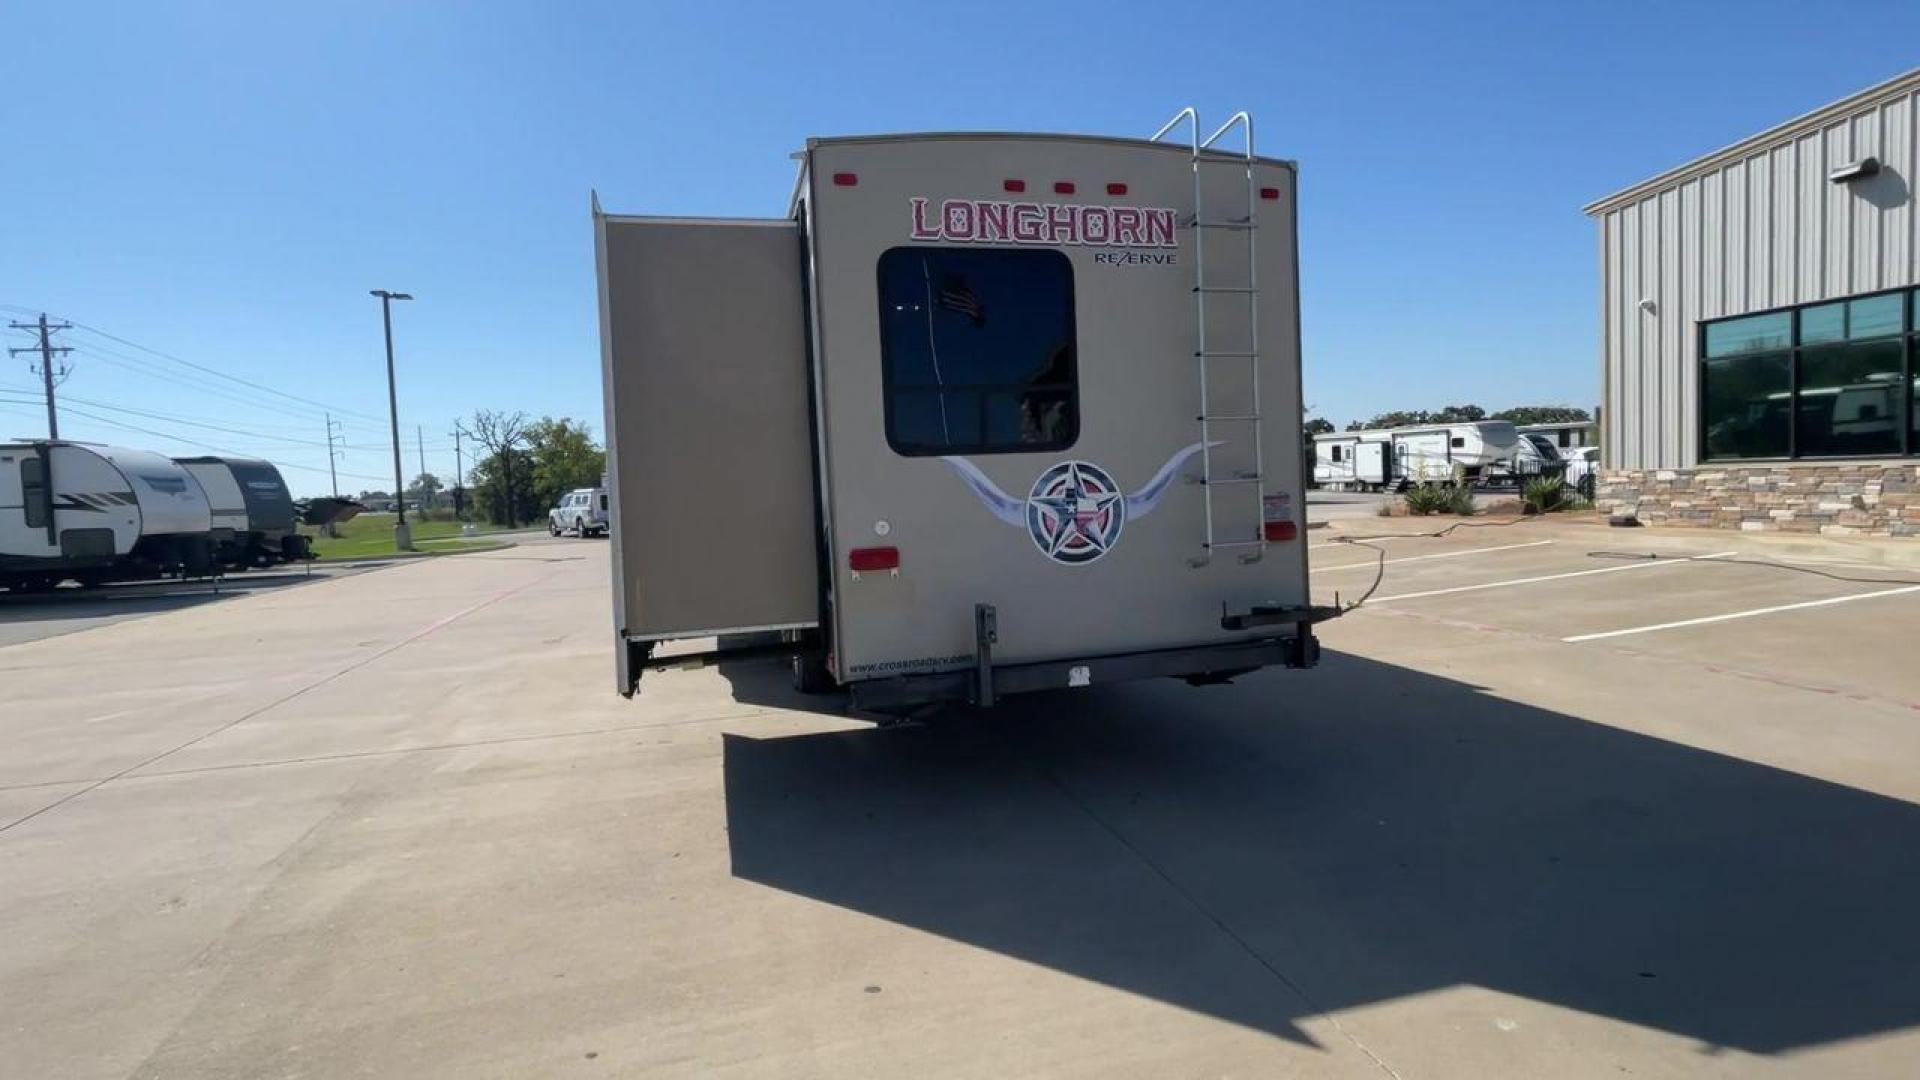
top-left (1594, 464), bottom-right (1920, 536)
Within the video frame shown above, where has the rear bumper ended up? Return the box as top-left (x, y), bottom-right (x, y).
top-left (847, 628), bottom-right (1318, 713)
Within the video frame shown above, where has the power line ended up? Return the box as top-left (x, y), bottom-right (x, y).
top-left (47, 401), bottom-right (391, 483)
top-left (0, 303), bottom-right (393, 428)
top-left (0, 388), bottom-right (345, 449)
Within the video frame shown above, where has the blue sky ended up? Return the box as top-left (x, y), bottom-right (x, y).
top-left (5, 1), bottom-right (1918, 495)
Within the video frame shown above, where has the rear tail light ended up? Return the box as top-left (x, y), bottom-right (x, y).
top-left (832, 172), bottom-right (858, 187)
top-left (1259, 186), bottom-right (1280, 200)
top-left (1003, 179), bottom-right (1026, 192)
top-left (1053, 181), bottom-right (1075, 194)
top-left (1106, 182), bottom-right (1128, 195)
top-left (849, 546), bottom-right (900, 573)
top-left (1263, 521), bottom-right (1297, 542)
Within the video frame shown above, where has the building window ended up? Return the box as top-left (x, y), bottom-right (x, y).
top-left (877, 247), bottom-right (1077, 456)
top-left (1700, 289), bottom-right (1917, 461)
top-left (1331, 444), bottom-right (1344, 462)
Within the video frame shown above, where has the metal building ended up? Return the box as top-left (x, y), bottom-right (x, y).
top-left (1586, 68), bottom-right (1920, 534)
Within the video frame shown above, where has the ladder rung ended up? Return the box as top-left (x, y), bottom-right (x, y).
top-left (1196, 350), bottom-right (1258, 358)
top-left (1205, 540), bottom-right (1267, 549)
top-left (1203, 476), bottom-right (1262, 486)
top-left (1199, 414), bottom-right (1260, 422)
top-left (1194, 286), bottom-right (1256, 294)
top-left (1185, 218), bottom-right (1256, 231)
top-left (1193, 156), bottom-right (1255, 167)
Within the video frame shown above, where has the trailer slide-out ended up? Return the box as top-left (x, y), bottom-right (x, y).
top-left (595, 111), bottom-right (1335, 711)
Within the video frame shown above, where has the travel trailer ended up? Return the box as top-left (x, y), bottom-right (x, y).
top-left (596, 110), bottom-right (1331, 709)
top-left (1313, 421), bottom-right (1521, 490)
top-left (173, 456), bottom-right (311, 568)
top-left (0, 441), bottom-right (215, 591)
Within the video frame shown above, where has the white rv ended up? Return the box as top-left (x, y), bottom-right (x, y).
top-left (596, 111), bottom-right (1329, 710)
top-left (1313, 421), bottom-right (1520, 490)
top-left (0, 441), bottom-right (216, 591)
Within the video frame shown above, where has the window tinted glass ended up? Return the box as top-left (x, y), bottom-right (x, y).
top-left (877, 247), bottom-right (1077, 455)
top-left (1704, 312), bottom-right (1791, 357)
top-left (1703, 352), bottom-right (1791, 459)
top-left (1331, 444), bottom-right (1343, 462)
top-left (1449, 436), bottom-right (1465, 448)
top-left (1798, 340), bottom-right (1902, 456)
top-left (21, 456), bottom-right (47, 529)
top-left (1802, 294), bottom-right (1903, 344)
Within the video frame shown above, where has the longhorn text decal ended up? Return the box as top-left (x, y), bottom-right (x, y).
top-left (910, 197), bottom-right (1178, 249)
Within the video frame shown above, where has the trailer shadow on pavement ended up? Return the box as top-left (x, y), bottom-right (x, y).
top-left (722, 649), bottom-right (1920, 1055)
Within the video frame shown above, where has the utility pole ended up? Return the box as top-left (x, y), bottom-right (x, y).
top-left (450, 425), bottom-right (466, 519)
top-left (369, 290), bottom-right (414, 551)
top-left (416, 425), bottom-right (426, 506)
top-left (8, 314), bottom-right (72, 439)
top-left (324, 412), bottom-right (344, 497)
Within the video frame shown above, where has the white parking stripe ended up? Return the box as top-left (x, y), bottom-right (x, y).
top-left (1563, 584), bottom-right (1920, 643)
top-left (1365, 551), bottom-right (1738, 604)
top-left (1312, 539), bottom-right (1553, 573)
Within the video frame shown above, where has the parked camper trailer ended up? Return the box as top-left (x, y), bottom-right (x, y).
top-left (173, 457), bottom-right (310, 568)
top-left (1312, 421), bottom-right (1520, 490)
top-left (596, 112), bottom-right (1329, 709)
top-left (0, 441), bottom-right (214, 591)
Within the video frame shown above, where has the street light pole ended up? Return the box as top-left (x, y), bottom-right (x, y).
top-left (370, 289), bottom-right (415, 551)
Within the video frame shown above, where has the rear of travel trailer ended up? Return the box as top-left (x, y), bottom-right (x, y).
top-left (0, 441), bottom-right (214, 590)
top-left (0, 441), bottom-right (138, 590)
top-left (596, 113), bottom-right (1329, 710)
top-left (175, 456), bottom-right (310, 568)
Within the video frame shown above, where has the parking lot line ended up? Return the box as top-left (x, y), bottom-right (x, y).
top-left (1365, 551), bottom-right (1738, 605)
top-left (1312, 539), bottom-right (1553, 573)
top-left (1563, 583), bottom-right (1920, 643)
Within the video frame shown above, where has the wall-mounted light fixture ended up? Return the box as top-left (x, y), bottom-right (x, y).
top-left (1829, 156), bottom-right (1880, 184)
top-left (1639, 298), bottom-right (1658, 315)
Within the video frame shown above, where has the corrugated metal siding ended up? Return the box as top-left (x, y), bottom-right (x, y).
top-left (1597, 87), bottom-right (1920, 469)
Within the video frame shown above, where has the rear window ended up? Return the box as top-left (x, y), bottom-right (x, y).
top-left (876, 246), bottom-right (1078, 456)
top-left (21, 456), bottom-right (47, 529)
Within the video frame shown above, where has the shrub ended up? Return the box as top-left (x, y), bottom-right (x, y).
top-left (1524, 475), bottom-right (1570, 514)
top-left (1402, 483), bottom-right (1451, 516)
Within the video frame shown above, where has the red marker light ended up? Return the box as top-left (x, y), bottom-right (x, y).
top-left (1263, 521), bottom-right (1298, 542)
top-left (1259, 186), bottom-right (1280, 200)
top-left (1053, 181), bottom-right (1075, 194)
top-left (849, 546), bottom-right (900, 573)
top-left (1106, 182), bottom-right (1128, 196)
top-left (1003, 178), bottom-right (1026, 192)
top-left (832, 172), bottom-right (858, 187)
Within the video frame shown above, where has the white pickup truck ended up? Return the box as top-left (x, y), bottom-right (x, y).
top-left (548, 488), bottom-right (609, 538)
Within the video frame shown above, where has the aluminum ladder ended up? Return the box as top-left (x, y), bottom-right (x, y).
top-left (1152, 107), bottom-right (1265, 567)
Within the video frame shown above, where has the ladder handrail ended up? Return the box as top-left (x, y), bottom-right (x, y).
top-left (1150, 107), bottom-right (1200, 153)
top-left (1201, 111), bottom-right (1255, 159)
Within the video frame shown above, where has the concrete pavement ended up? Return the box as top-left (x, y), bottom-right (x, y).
top-left (4, 531), bottom-right (1919, 1078)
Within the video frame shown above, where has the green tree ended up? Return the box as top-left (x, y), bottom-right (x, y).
top-left (406, 472), bottom-right (444, 509)
top-left (1491, 405), bottom-right (1592, 425)
top-left (470, 447), bottom-right (537, 526)
top-left (1303, 416), bottom-right (1335, 436)
top-left (525, 417), bottom-right (607, 513)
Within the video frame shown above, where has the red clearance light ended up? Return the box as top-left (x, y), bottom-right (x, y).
top-left (1106, 182), bottom-right (1128, 196)
top-left (1259, 186), bottom-right (1280, 200)
top-left (1003, 178), bottom-right (1026, 192)
top-left (832, 172), bottom-right (858, 187)
top-left (848, 546), bottom-right (900, 573)
top-left (1053, 181), bottom-right (1075, 194)
top-left (1263, 521), bottom-right (1298, 542)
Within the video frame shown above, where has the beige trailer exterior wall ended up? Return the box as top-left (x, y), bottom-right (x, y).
top-left (1590, 70), bottom-right (1920, 469)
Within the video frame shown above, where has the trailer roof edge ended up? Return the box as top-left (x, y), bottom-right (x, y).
top-left (801, 131), bottom-right (1297, 171)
